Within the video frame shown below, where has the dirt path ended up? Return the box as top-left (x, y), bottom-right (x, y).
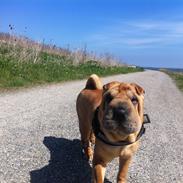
top-left (0, 71), bottom-right (183, 183)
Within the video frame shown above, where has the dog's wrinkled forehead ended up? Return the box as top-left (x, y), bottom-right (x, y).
top-left (103, 81), bottom-right (145, 98)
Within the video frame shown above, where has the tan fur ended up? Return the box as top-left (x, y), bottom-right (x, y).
top-left (76, 74), bottom-right (145, 183)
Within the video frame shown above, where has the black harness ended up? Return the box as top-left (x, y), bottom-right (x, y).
top-left (92, 108), bottom-right (151, 146)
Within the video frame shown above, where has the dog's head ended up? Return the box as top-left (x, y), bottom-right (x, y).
top-left (99, 81), bottom-right (145, 136)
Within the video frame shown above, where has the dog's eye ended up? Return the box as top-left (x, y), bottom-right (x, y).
top-left (131, 96), bottom-right (138, 105)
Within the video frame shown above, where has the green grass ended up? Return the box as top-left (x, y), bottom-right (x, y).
top-left (164, 71), bottom-right (183, 91)
top-left (0, 44), bottom-right (143, 88)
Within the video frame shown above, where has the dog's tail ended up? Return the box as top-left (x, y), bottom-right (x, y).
top-left (85, 74), bottom-right (103, 90)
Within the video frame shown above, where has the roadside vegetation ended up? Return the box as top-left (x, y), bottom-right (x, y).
top-left (0, 32), bottom-right (143, 88)
top-left (161, 69), bottom-right (183, 91)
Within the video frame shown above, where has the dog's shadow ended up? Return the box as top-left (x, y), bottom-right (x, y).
top-left (30, 136), bottom-right (111, 183)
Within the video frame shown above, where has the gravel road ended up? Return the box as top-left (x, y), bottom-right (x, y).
top-left (0, 70), bottom-right (183, 183)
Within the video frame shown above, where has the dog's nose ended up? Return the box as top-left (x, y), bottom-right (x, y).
top-left (113, 103), bottom-right (128, 121)
top-left (115, 106), bottom-right (126, 115)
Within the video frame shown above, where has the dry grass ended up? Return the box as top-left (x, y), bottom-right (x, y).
top-left (0, 32), bottom-right (143, 88)
top-left (0, 32), bottom-right (126, 66)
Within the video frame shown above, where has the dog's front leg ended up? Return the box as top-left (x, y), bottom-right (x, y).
top-left (92, 162), bottom-right (106, 183)
top-left (92, 143), bottom-right (109, 183)
top-left (117, 155), bottom-right (132, 183)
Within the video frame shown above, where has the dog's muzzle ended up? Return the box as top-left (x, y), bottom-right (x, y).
top-left (92, 108), bottom-right (151, 146)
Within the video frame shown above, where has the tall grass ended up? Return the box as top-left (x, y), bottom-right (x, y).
top-left (0, 32), bottom-right (143, 88)
top-left (0, 32), bottom-right (127, 66)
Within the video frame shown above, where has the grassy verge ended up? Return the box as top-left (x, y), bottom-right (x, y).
top-left (162, 70), bottom-right (183, 91)
top-left (0, 42), bottom-right (143, 89)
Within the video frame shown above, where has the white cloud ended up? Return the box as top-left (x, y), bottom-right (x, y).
top-left (88, 20), bottom-right (183, 47)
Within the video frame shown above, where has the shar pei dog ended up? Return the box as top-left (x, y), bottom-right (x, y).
top-left (76, 74), bottom-right (148, 183)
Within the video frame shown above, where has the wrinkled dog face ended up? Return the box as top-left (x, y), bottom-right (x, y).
top-left (102, 81), bottom-right (145, 135)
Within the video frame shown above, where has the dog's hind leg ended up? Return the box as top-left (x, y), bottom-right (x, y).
top-left (78, 114), bottom-right (93, 161)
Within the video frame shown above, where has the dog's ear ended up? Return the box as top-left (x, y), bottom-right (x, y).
top-left (103, 81), bottom-right (121, 92)
top-left (131, 83), bottom-right (145, 95)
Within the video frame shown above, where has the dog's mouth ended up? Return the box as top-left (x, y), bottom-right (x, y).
top-left (104, 119), bottom-right (140, 134)
top-left (103, 108), bottom-right (141, 134)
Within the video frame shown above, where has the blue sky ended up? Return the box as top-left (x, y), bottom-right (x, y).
top-left (0, 0), bottom-right (183, 68)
